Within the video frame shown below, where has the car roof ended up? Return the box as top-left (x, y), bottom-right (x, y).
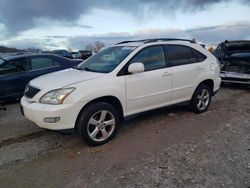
top-left (115, 38), bottom-right (196, 47)
top-left (3, 53), bottom-right (64, 60)
top-left (52, 49), bottom-right (68, 52)
top-left (222, 40), bottom-right (250, 51)
top-left (115, 42), bottom-right (145, 47)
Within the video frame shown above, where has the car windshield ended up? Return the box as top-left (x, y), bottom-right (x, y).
top-left (77, 46), bottom-right (136, 73)
top-left (0, 58), bottom-right (5, 66)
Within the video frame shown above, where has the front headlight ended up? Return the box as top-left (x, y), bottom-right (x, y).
top-left (40, 88), bottom-right (75, 105)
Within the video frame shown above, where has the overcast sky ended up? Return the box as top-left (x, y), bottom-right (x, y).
top-left (0, 0), bottom-right (250, 50)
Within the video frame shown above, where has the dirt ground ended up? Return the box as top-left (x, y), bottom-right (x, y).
top-left (0, 85), bottom-right (249, 188)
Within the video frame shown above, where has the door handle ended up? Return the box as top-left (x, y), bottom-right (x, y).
top-left (162, 72), bottom-right (172, 77)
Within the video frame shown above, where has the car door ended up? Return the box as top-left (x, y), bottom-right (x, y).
top-left (0, 57), bottom-right (28, 101)
top-left (165, 45), bottom-right (207, 103)
top-left (124, 45), bottom-right (172, 115)
top-left (27, 56), bottom-right (60, 82)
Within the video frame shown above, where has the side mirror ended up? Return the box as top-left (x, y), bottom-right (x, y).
top-left (128, 62), bottom-right (145, 74)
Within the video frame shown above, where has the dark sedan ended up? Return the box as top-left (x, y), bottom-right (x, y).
top-left (0, 53), bottom-right (82, 102)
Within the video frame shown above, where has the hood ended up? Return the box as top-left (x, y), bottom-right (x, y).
top-left (29, 68), bottom-right (104, 90)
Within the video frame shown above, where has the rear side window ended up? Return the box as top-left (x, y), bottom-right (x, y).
top-left (30, 57), bottom-right (56, 70)
top-left (190, 48), bottom-right (207, 62)
top-left (130, 46), bottom-right (166, 71)
top-left (165, 45), bottom-right (206, 66)
top-left (166, 45), bottom-right (190, 66)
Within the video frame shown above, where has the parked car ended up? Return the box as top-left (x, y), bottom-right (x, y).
top-left (21, 38), bottom-right (221, 146)
top-left (214, 40), bottom-right (250, 84)
top-left (71, 51), bottom-right (82, 59)
top-left (79, 50), bottom-right (92, 60)
top-left (0, 54), bottom-right (82, 102)
top-left (52, 50), bottom-right (73, 59)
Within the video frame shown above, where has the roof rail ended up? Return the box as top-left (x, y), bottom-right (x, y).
top-left (116, 39), bottom-right (148, 45)
top-left (116, 38), bottom-right (196, 45)
top-left (144, 38), bottom-right (196, 44)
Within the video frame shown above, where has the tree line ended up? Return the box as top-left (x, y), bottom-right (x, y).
top-left (0, 46), bottom-right (23, 53)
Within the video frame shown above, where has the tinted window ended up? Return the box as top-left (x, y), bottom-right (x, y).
top-left (166, 45), bottom-right (190, 66)
top-left (0, 58), bottom-right (26, 76)
top-left (30, 57), bottom-right (55, 70)
top-left (166, 45), bottom-right (206, 66)
top-left (54, 60), bottom-right (60, 66)
top-left (130, 46), bottom-right (165, 71)
top-left (190, 48), bottom-right (206, 62)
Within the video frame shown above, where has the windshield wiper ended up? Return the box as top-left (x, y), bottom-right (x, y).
top-left (81, 67), bottom-right (91, 71)
top-left (81, 67), bottom-right (100, 72)
top-left (73, 66), bottom-right (82, 70)
top-left (74, 66), bottom-right (101, 73)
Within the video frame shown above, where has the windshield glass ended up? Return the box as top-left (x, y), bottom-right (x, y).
top-left (0, 59), bottom-right (5, 66)
top-left (77, 46), bottom-right (136, 73)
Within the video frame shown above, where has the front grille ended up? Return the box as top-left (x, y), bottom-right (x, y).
top-left (24, 85), bottom-right (41, 98)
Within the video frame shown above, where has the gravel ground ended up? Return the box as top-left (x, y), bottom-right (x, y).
top-left (103, 111), bottom-right (250, 188)
top-left (0, 86), bottom-right (249, 188)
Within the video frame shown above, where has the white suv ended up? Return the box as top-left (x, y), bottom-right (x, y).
top-left (21, 39), bottom-right (221, 146)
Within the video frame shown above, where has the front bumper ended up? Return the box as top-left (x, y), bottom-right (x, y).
top-left (21, 97), bottom-right (86, 130)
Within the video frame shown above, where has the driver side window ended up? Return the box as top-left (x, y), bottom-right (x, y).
top-left (0, 58), bottom-right (26, 76)
top-left (130, 46), bottom-right (166, 71)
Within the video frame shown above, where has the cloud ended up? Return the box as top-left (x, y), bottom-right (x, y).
top-left (4, 21), bottom-right (249, 49)
top-left (0, 0), bottom-right (248, 35)
top-left (66, 21), bottom-right (250, 49)
top-left (6, 36), bottom-right (68, 50)
top-left (186, 22), bottom-right (250, 43)
top-left (7, 39), bottom-right (43, 49)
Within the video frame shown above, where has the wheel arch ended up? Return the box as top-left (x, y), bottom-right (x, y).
top-left (75, 96), bottom-right (124, 129)
top-left (190, 79), bottom-right (214, 113)
top-left (196, 79), bottom-right (214, 93)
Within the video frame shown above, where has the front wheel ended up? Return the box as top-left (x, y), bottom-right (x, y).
top-left (76, 102), bottom-right (120, 146)
top-left (190, 85), bottom-right (212, 114)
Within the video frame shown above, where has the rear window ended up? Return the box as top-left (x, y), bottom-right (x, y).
top-left (30, 57), bottom-right (55, 70)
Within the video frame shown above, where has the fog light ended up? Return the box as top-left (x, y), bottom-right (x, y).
top-left (43, 117), bottom-right (60, 123)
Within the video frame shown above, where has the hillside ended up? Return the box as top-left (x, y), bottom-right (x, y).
top-left (0, 46), bottom-right (23, 53)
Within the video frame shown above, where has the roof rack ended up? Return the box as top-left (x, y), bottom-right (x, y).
top-left (116, 39), bottom-right (149, 45)
top-left (116, 38), bottom-right (196, 45)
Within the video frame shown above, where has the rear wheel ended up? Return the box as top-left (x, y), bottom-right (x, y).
top-left (76, 102), bottom-right (120, 146)
top-left (190, 84), bottom-right (212, 114)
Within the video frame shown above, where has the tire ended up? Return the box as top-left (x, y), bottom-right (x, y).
top-left (76, 102), bottom-right (120, 146)
top-left (190, 84), bottom-right (212, 114)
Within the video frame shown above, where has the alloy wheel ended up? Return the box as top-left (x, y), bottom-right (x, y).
top-left (87, 110), bottom-right (116, 142)
top-left (197, 88), bottom-right (210, 111)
